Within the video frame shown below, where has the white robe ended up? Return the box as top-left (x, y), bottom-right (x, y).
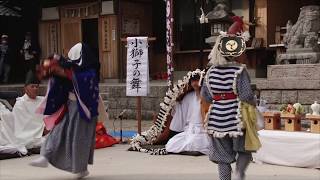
top-left (0, 95), bottom-right (44, 155)
top-left (166, 92), bottom-right (210, 155)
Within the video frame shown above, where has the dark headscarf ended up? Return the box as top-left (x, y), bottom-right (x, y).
top-left (190, 74), bottom-right (200, 81)
top-left (25, 70), bottom-right (40, 86)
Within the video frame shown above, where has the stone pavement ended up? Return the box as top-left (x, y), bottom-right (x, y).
top-left (1, 145), bottom-right (320, 180)
top-left (1, 120), bottom-right (320, 180)
top-left (104, 119), bottom-right (153, 132)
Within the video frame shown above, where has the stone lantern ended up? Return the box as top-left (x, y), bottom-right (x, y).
top-left (204, 0), bottom-right (234, 46)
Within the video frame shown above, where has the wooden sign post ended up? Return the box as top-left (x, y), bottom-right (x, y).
top-left (137, 96), bottom-right (142, 135)
top-left (122, 37), bottom-right (156, 135)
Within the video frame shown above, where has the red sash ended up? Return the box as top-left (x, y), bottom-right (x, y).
top-left (213, 93), bottom-right (237, 101)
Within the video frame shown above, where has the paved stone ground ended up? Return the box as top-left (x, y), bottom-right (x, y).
top-left (1, 120), bottom-right (320, 180)
top-left (105, 119), bottom-right (153, 133)
top-left (1, 145), bottom-right (320, 180)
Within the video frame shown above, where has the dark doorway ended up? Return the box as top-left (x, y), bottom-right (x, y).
top-left (0, 0), bottom-right (41, 84)
top-left (81, 18), bottom-right (99, 59)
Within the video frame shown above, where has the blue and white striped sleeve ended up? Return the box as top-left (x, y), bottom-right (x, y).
top-left (200, 81), bottom-right (212, 103)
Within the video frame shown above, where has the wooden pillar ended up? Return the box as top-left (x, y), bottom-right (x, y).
top-left (255, 0), bottom-right (268, 47)
top-left (249, 0), bottom-right (256, 37)
top-left (99, 15), bottom-right (119, 79)
top-left (117, 0), bottom-right (124, 82)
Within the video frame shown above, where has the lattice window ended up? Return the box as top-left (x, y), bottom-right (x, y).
top-left (61, 3), bottom-right (99, 18)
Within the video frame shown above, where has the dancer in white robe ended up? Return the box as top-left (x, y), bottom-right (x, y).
top-left (0, 72), bottom-right (44, 155)
top-left (166, 74), bottom-right (210, 155)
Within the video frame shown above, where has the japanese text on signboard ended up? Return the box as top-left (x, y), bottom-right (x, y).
top-left (126, 37), bottom-right (149, 96)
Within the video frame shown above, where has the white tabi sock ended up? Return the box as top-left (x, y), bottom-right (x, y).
top-left (29, 156), bottom-right (49, 168)
top-left (75, 170), bottom-right (89, 179)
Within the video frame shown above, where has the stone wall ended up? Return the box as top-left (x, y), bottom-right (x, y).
top-left (100, 84), bottom-right (168, 120)
top-left (0, 83), bottom-right (168, 120)
top-left (2, 64), bottom-right (319, 118)
top-left (256, 64), bottom-right (320, 112)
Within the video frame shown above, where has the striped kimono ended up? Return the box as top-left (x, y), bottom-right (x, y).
top-left (201, 63), bottom-right (256, 180)
top-left (205, 65), bottom-right (244, 137)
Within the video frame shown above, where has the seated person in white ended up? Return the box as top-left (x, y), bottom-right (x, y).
top-left (0, 71), bottom-right (45, 155)
top-left (165, 74), bottom-right (210, 155)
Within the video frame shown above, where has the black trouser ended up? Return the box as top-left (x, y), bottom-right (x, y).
top-left (25, 58), bottom-right (36, 73)
top-left (168, 130), bottom-right (181, 139)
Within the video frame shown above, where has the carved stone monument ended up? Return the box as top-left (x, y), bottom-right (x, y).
top-left (279, 6), bottom-right (320, 64)
top-left (256, 7), bottom-right (320, 114)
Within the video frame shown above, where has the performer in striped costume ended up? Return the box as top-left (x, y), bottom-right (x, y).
top-left (200, 30), bottom-right (261, 180)
top-left (206, 65), bottom-right (244, 137)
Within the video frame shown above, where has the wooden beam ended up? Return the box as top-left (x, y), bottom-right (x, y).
top-left (120, 37), bottom-right (156, 42)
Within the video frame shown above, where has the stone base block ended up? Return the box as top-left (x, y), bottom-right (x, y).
top-left (268, 64), bottom-right (320, 81)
